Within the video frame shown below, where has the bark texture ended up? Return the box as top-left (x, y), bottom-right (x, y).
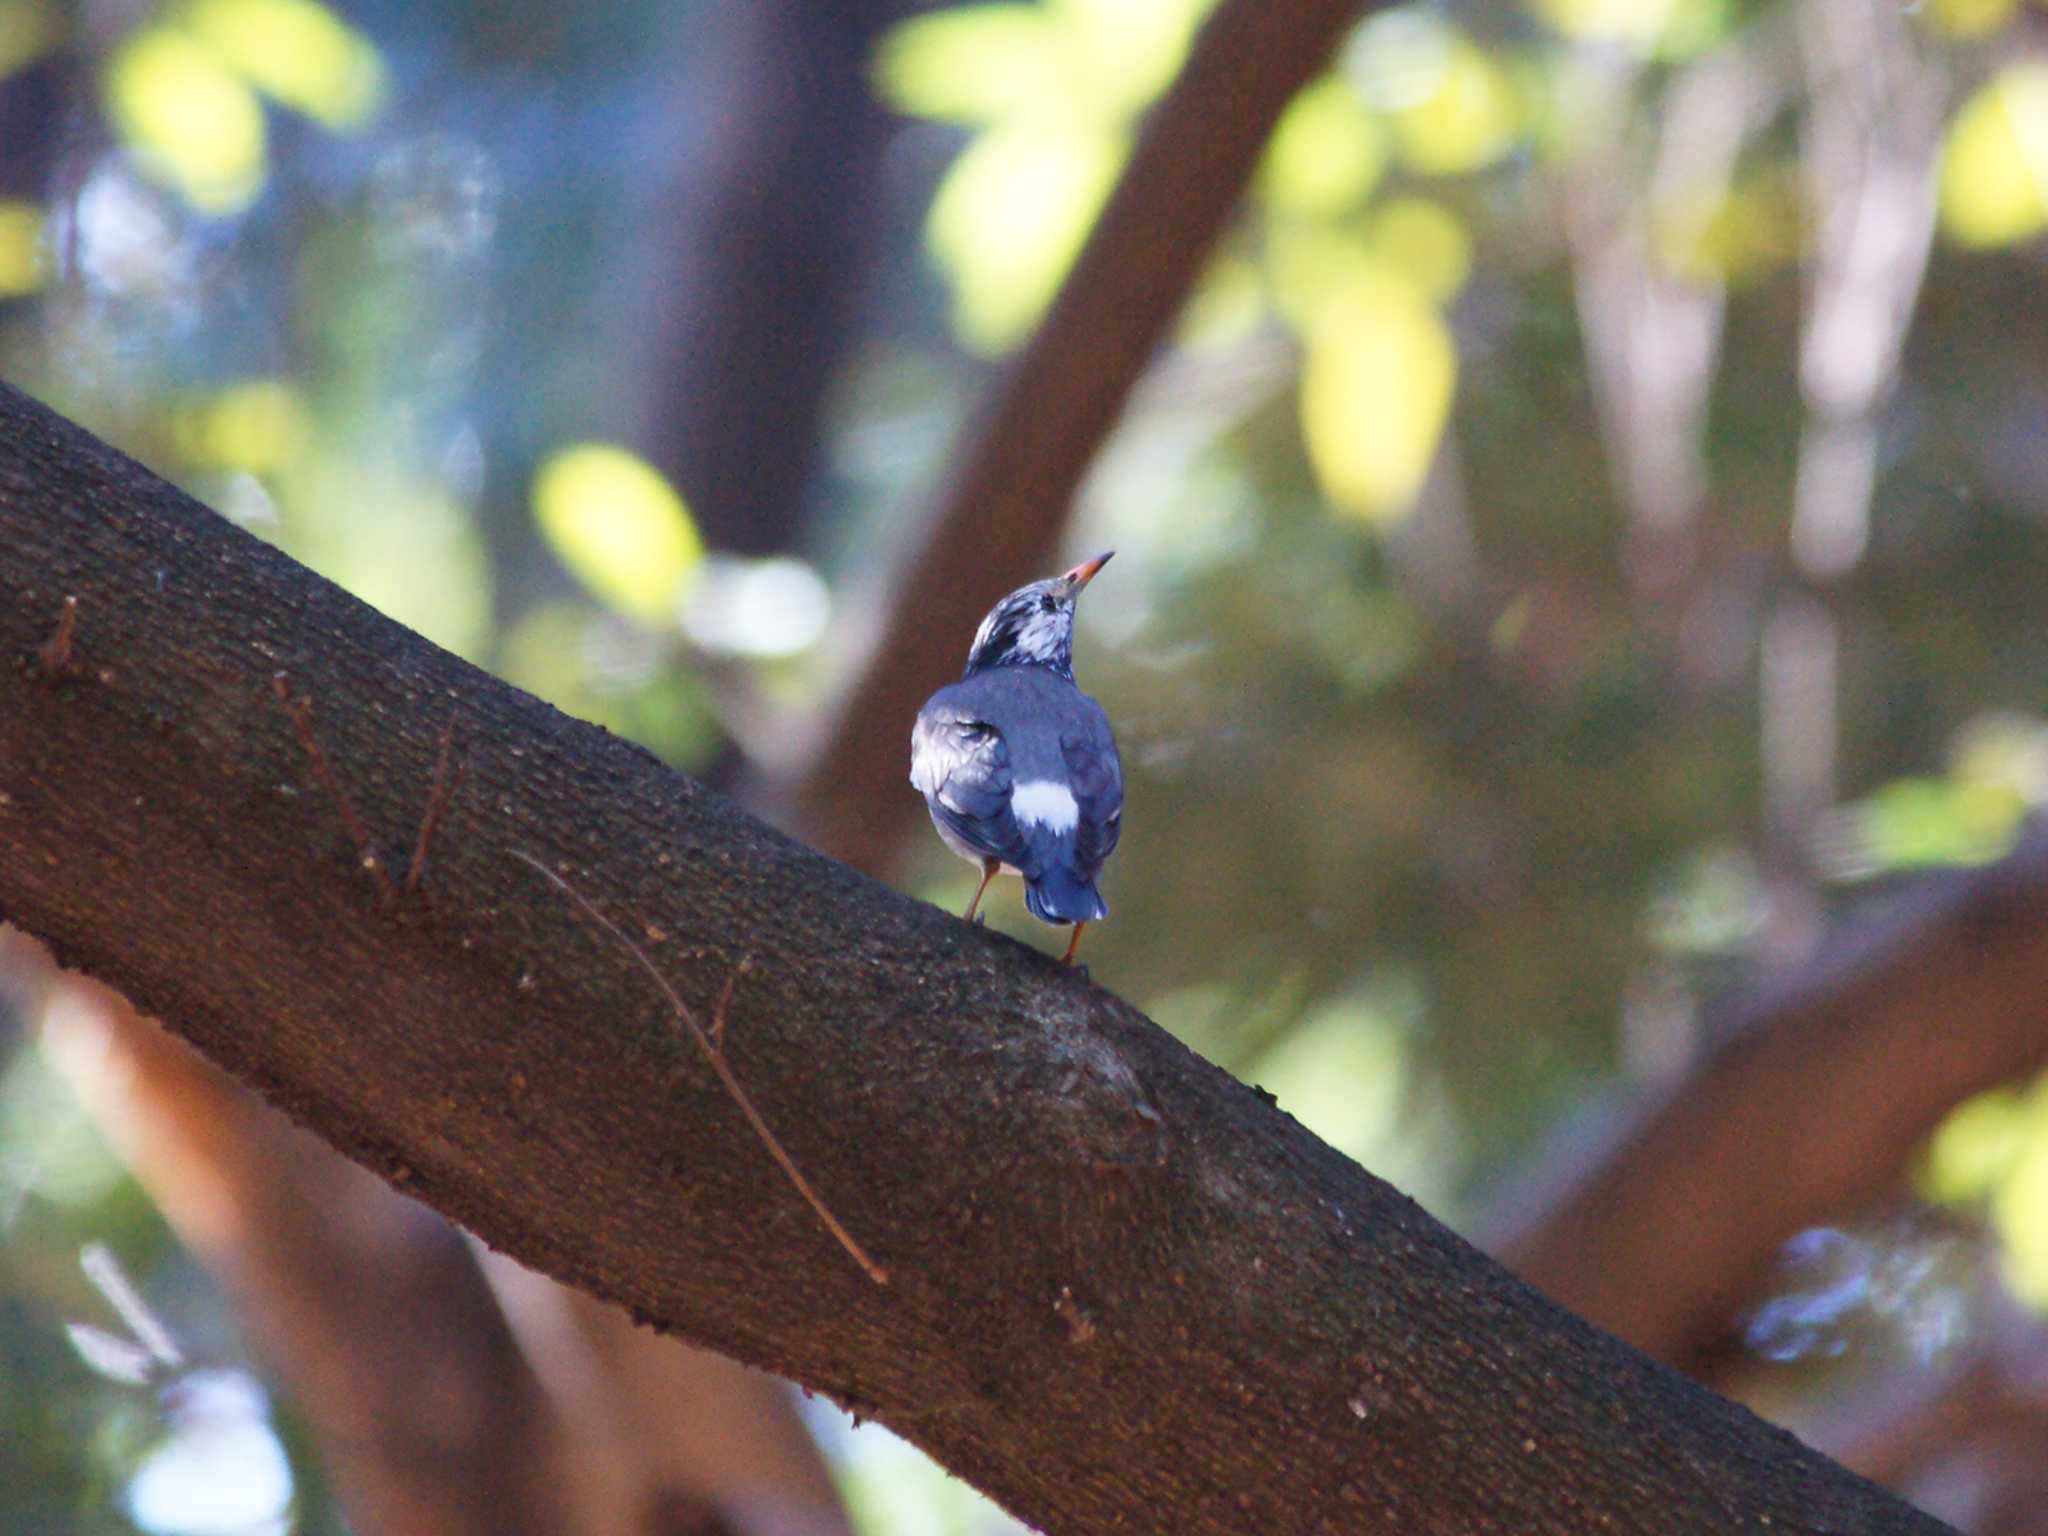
top-left (0, 380), bottom-right (1953, 1535)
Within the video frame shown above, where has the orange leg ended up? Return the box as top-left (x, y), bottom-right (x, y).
top-left (1060, 921), bottom-right (1088, 966)
top-left (963, 858), bottom-right (1000, 924)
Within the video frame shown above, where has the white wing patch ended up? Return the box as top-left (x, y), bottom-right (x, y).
top-left (1012, 779), bottom-right (1080, 834)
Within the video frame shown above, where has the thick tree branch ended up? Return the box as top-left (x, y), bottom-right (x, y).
top-left (0, 381), bottom-right (1950, 1534)
top-left (778, 0), bottom-right (1364, 871)
top-left (1492, 835), bottom-right (2048, 1375)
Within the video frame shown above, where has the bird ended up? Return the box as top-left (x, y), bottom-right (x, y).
top-left (910, 552), bottom-right (1124, 965)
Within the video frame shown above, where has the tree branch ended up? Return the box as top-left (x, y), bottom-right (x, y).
top-left (32, 955), bottom-right (604, 1536)
top-left (0, 380), bottom-right (1951, 1534)
top-left (1492, 833), bottom-right (2048, 1375)
top-left (776, 0), bottom-right (1365, 871)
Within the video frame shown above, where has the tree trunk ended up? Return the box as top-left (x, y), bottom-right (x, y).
top-left (0, 379), bottom-right (1952, 1534)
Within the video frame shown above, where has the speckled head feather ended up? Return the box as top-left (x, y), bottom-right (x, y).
top-left (962, 552), bottom-right (1113, 680)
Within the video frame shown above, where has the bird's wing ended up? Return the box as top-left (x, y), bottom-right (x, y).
top-left (1061, 703), bottom-right (1123, 879)
top-left (911, 704), bottom-right (1032, 870)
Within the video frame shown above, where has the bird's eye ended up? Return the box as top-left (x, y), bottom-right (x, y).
top-left (1039, 596), bottom-right (1056, 613)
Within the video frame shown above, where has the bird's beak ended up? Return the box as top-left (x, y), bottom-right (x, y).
top-left (1059, 551), bottom-right (1114, 595)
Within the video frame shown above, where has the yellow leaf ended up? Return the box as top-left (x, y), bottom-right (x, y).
top-left (175, 379), bottom-right (309, 473)
top-left (1922, 1086), bottom-right (2032, 1205)
top-left (1267, 220), bottom-right (1377, 337)
top-left (186, 0), bottom-right (386, 130)
top-left (1052, 0), bottom-right (1208, 118)
top-left (533, 445), bottom-right (703, 623)
top-left (105, 25), bottom-right (266, 212)
top-left (1525, 0), bottom-right (1725, 54)
top-left (1260, 76), bottom-right (1388, 216)
top-left (1391, 39), bottom-right (1521, 176)
top-left (927, 124), bottom-right (1126, 353)
top-left (1994, 1119), bottom-right (2048, 1307)
top-left (0, 0), bottom-right (57, 80)
top-left (0, 198), bottom-right (44, 297)
top-left (1364, 196), bottom-right (1471, 303)
top-left (1939, 64), bottom-right (2048, 249)
top-left (1920, 0), bottom-right (2017, 40)
top-left (1300, 268), bottom-right (1456, 522)
top-left (873, 6), bottom-right (1067, 125)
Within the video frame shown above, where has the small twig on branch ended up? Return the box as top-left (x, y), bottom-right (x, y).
top-left (509, 851), bottom-right (889, 1287)
top-left (406, 718), bottom-right (464, 895)
top-left (273, 672), bottom-right (399, 908)
top-left (36, 594), bottom-right (78, 675)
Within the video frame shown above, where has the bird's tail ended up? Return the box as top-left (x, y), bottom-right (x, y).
top-left (1025, 865), bottom-right (1107, 925)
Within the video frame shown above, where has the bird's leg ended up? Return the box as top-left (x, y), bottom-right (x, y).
top-left (963, 858), bottom-right (1000, 924)
top-left (1060, 922), bottom-right (1088, 966)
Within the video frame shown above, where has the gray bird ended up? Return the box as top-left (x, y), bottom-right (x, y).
top-left (910, 552), bottom-right (1123, 965)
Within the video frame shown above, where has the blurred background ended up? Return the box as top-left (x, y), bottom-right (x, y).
top-left (8, 0), bottom-right (2048, 1530)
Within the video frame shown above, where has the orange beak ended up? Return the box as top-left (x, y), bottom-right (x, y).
top-left (1058, 551), bottom-right (1114, 595)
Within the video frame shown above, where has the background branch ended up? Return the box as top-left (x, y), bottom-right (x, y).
top-left (772, 0), bottom-right (1366, 872)
top-left (1491, 830), bottom-right (2048, 1376)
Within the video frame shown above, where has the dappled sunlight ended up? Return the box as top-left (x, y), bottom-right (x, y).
top-left (290, 465), bottom-right (494, 657)
top-left (1299, 265), bottom-right (1456, 523)
top-left (1920, 0), bottom-right (2020, 40)
top-left (1259, 75), bottom-right (1388, 216)
top-left (186, 0), bottom-right (385, 131)
top-left (127, 1370), bottom-right (295, 1536)
top-left (0, 0), bottom-right (55, 80)
top-left (13, 0), bottom-right (2048, 1524)
top-left (0, 198), bottom-right (43, 297)
top-left (925, 125), bottom-right (1127, 352)
top-left (101, 0), bottom-right (383, 213)
top-left (1924, 1075), bottom-right (2048, 1311)
top-left (680, 556), bottom-right (833, 661)
top-left (1346, 10), bottom-right (1522, 175)
top-left (106, 26), bottom-right (268, 213)
top-left (1526, 0), bottom-right (1725, 54)
top-left (878, 0), bottom-right (1209, 351)
top-left (533, 443), bottom-right (705, 625)
top-left (1939, 64), bottom-right (2048, 248)
top-left (172, 379), bottom-right (310, 476)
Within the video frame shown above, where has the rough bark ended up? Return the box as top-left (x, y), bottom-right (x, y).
top-left (0, 380), bottom-right (1952, 1535)
top-left (778, 0), bottom-right (1365, 873)
top-left (1491, 834), bottom-right (2048, 1376)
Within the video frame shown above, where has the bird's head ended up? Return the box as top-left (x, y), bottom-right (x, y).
top-left (962, 551), bottom-right (1113, 679)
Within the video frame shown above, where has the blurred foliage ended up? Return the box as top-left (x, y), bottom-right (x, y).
top-left (10, 0), bottom-right (2048, 1529)
top-left (105, 0), bottom-right (383, 212)
top-left (1925, 1078), bottom-right (2048, 1310)
top-left (1940, 63), bottom-right (2048, 249)
top-left (532, 442), bottom-right (704, 622)
top-left (875, 0), bottom-right (1209, 350)
top-left (0, 197), bottom-right (42, 295)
